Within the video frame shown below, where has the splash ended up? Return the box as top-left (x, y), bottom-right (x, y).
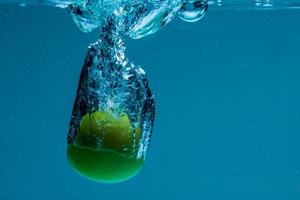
top-left (67, 17), bottom-right (155, 183)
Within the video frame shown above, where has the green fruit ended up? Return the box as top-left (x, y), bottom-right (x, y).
top-left (67, 111), bottom-right (143, 183)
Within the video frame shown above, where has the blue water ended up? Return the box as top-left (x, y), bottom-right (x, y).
top-left (1, 5), bottom-right (300, 199)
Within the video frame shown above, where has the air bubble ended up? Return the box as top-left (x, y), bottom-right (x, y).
top-left (178, 0), bottom-right (208, 23)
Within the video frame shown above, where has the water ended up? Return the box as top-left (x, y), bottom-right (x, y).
top-left (1, 2), bottom-right (300, 200)
top-left (2, 0), bottom-right (300, 9)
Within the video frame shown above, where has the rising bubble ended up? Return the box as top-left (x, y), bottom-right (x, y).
top-left (178, 0), bottom-right (208, 23)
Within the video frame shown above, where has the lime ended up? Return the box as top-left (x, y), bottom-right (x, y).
top-left (67, 111), bottom-right (143, 183)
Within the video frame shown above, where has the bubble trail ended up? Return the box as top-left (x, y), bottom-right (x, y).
top-left (67, 18), bottom-right (155, 183)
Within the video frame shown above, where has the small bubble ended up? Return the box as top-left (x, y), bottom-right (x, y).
top-left (178, 0), bottom-right (208, 23)
top-left (19, 3), bottom-right (27, 7)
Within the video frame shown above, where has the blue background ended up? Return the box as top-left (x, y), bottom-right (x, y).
top-left (0, 5), bottom-right (300, 200)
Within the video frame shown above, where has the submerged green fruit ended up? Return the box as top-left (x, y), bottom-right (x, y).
top-left (67, 145), bottom-right (143, 183)
top-left (67, 111), bottom-right (143, 183)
